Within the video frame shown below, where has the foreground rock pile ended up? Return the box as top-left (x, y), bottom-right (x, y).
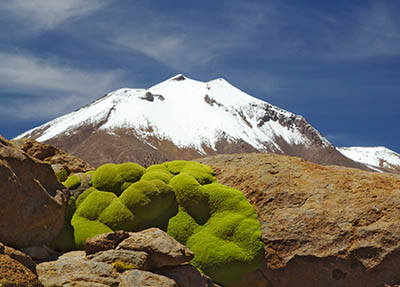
top-left (38, 228), bottom-right (216, 287)
top-left (198, 153), bottom-right (400, 287)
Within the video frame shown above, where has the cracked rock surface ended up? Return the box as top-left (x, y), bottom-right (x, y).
top-left (198, 153), bottom-right (400, 287)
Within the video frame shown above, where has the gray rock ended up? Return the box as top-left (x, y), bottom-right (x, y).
top-left (88, 249), bottom-right (151, 271)
top-left (37, 251), bottom-right (119, 287)
top-left (117, 228), bottom-right (194, 268)
top-left (119, 270), bottom-right (178, 287)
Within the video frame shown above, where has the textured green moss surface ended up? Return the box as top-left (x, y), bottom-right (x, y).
top-left (71, 215), bottom-right (113, 249)
top-left (55, 168), bottom-right (68, 183)
top-left (91, 163), bottom-right (124, 195)
top-left (63, 174), bottom-right (81, 190)
top-left (141, 165), bottom-right (172, 184)
top-left (65, 160), bottom-right (262, 286)
top-left (91, 162), bottom-right (146, 195)
top-left (167, 173), bottom-right (263, 286)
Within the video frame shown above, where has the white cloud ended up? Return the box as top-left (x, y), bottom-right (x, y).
top-left (0, 0), bottom-right (109, 31)
top-left (306, 3), bottom-right (400, 60)
top-left (109, 3), bottom-right (270, 72)
top-left (0, 51), bottom-right (121, 119)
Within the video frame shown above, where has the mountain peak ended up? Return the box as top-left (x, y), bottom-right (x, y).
top-left (170, 74), bottom-right (186, 81)
top-left (15, 74), bottom-right (367, 170)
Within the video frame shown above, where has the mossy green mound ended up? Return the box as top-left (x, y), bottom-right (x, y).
top-left (91, 162), bottom-right (145, 195)
top-left (141, 165), bottom-right (173, 184)
top-left (63, 174), bottom-right (81, 190)
top-left (71, 177), bottom-right (177, 248)
top-left (167, 178), bottom-right (263, 286)
top-left (61, 160), bottom-right (262, 286)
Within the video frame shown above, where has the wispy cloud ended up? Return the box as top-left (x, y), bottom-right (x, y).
top-left (0, 0), bottom-right (109, 31)
top-left (0, 51), bottom-right (121, 119)
top-left (346, 3), bottom-right (400, 58)
top-left (108, 2), bottom-right (270, 72)
top-left (294, 2), bottom-right (400, 60)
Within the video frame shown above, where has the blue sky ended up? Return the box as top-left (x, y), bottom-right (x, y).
top-left (0, 0), bottom-right (399, 152)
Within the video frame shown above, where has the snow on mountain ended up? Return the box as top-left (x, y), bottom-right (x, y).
top-left (17, 74), bottom-right (328, 152)
top-left (15, 74), bottom-right (365, 169)
top-left (338, 146), bottom-right (400, 173)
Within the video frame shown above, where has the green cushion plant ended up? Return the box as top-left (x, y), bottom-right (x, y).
top-left (63, 174), bottom-right (81, 190)
top-left (58, 160), bottom-right (262, 286)
top-left (55, 168), bottom-right (68, 183)
top-left (167, 178), bottom-right (263, 286)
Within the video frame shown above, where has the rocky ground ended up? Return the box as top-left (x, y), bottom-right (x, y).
top-left (3, 133), bottom-right (400, 287)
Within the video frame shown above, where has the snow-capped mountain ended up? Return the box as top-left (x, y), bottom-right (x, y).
top-left (16, 74), bottom-right (367, 169)
top-left (338, 146), bottom-right (400, 174)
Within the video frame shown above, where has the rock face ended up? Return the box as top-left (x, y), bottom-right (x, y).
top-left (197, 153), bottom-right (400, 287)
top-left (12, 137), bottom-right (94, 174)
top-left (38, 228), bottom-right (213, 287)
top-left (0, 135), bottom-right (68, 248)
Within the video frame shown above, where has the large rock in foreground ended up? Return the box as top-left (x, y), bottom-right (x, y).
top-left (0, 135), bottom-right (68, 247)
top-left (197, 153), bottom-right (400, 287)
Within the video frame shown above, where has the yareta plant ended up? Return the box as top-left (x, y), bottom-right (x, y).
top-left (55, 160), bottom-right (263, 286)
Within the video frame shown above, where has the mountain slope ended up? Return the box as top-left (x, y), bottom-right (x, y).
top-left (16, 74), bottom-right (367, 169)
top-left (338, 146), bottom-right (400, 174)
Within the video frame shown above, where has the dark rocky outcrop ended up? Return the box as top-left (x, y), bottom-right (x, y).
top-left (197, 153), bottom-right (400, 287)
top-left (0, 135), bottom-right (68, 248)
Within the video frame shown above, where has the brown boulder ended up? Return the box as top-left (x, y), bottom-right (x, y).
top-left (197, 153), bottom-right (400, 287)
top-left (12, 137), bottom-right (94, 174)
top-left (85, 230), bottom-right (129, 255)
top-left (0, 135), bottom-right (68, 248)
top-left (1, 243), bottom-right (37, 275)
top-left (0, 254), bottom-right (43, 287)
top-left (117, 228), bottom-right (194, 268)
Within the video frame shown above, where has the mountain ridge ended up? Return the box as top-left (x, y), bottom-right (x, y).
top-left (338, 146), bottom-right (400, 174)
top-left (15, 74), bottom-right (368, 170)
